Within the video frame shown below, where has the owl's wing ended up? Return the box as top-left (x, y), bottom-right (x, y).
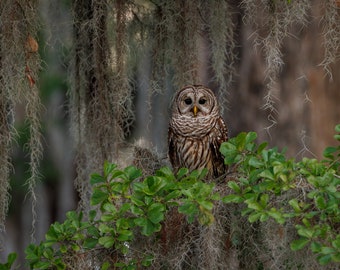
top-left (168, 126), bottom-right (179, 172)
top-left (210, 116), bottom-right (228, 178)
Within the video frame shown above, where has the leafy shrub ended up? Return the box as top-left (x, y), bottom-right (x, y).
top-left (7, 125), bottom-right (339, 269)
top-left (25, 164), bottom-right (217, 269)
top-left (220, 125), bottom-right (340, 265)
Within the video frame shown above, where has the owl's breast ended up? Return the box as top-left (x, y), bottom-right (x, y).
top-left (170, 114), bottom-right (217, 138)
top-left (174, 135), bottom-right (211, 172)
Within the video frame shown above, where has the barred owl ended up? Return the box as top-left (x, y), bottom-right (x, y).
top-left (168, 85), bottom-right (228, 179)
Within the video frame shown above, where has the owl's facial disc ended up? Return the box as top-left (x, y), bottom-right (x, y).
top-left (175, 86), bottom-right (216, 117)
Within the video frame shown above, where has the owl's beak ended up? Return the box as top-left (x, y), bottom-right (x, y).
top-left (192, 105), bottom-right (198, 117)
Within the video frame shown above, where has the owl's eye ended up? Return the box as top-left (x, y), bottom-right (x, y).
top-left (184, 98), bottom-right (192, 105)
top-left (198, 98), bottom-right (206, 105)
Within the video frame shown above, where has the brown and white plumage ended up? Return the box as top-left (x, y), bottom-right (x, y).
top-left (168, 85), bottom-right (228, 178)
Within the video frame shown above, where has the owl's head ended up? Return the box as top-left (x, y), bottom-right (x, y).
top-left (172, 85), bottom-right (219, 118)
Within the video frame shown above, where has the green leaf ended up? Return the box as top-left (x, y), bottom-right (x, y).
top-left (109, 170), bottom-right (125, 181)
top-left (25, 244), bottom-right (40, 262)
top-left (235, 132), bottom-right (247, 151)
top-left (227, 181), bottom-right (241, 193)
top-left (198, 200), bottom-right (214, 211)
top-left (245, 132), bottom-right (257, 148)
top-left (147, 203), bottom-right (165, 224)
top-left (198, 207), bottom-right (215, 225)
top-left (182, 185), bottom-right (195, 199)
top-left (179, 201), bottom-right (198, 223)
top-left (98, 223), bottom-right (112, 234)
top-left (101, 261), bottom-right (110, 270)
top-left (220, 142), bottom-right (239, 165)
top-left (297, 226), bottom-right (314, 238)
top-left (131, 195), bottom-right (145, 206)
top-left (332, 237), bottom-right (340, 249)
top-left (66, 211), bottom-right (81, 227)
top-left (84, 237), bottom-right (98, 249)
top-left (91, 189), bottom-right (108, 205)
top-left (335, 124), bottom-right (340, 133)
top-left (311, 241), bottom-right (322, 253)
top-left (333, 134), bottom-right (340, 141)
top-left (141, 219), bottom-right (160, 236)
top-left (101, 214), bottom-right (115, 222)
top-left (211, 192), bottom-right (220, 201)
top-left (246, 200), bottom-right (263, 211)
top-left (315, 195), bottom-right (326, 210)
top-left (89, 210), bottom-right (97, 222)
top-left (246, 131), bottom-right (257, 142)
top-left (143, 176), bottom-right (167, 195)
top-left (320, 247), bottom-right (336, 255)
top-left (317, 254), bottom-right (332, 265)
top-left (90, 173), bottom-right (105, 185)
top-left (124, 166), bottom-right (142, 180)
top-left (248, 157), bottom-right (263, 168)
top-left (73, 233), bottom-right (84, 241)
top-left (134, 217), bottom-right (147, 227)
top-left (164, 190), bottom-right (181, 201)
top-left (177, 168), bottom-right (189, 178)
top-left (258, 169), bottom-right (274, 180)
top-left (102, 203), bottom-right (117, 214)
top-left (259, 193), bottom-right (269, 207)
top-left (117, 229), bottom-right (133, 241)
top-left (257, 142), bottom-right (268, 154)
top-left (290, 238), bottom-right (309, 251)
top-left (33, 261), bottom-right (51, 269)
top-left (142, 254), bottom-right (154, 267)
top-left (42, 248), bottom-right (53, 260)
top-left (54, 259), bottom-right (66, 270)
top-left (198, 168), bottom-right (209, 180)
top-left (98, 236), bottom-right (115, 248)
top-left (130, 205), bottom-right (144, 215)
top-left (323, 147), bottom-right (337, 159)
top-left (157, 166), bottom-right (175, 180)
top-left (187, 169), bottom-right (201, 179)
top-left (268, 209), bottom-right (285, 224)
top-left (7, 253), bottom-right (17, 266)
top-left (261, 150), bottom-right (269, 163)
top-left (45, 227), bottom-right (58, 242)
top-left (248, 212), bottom-right (261, 223)
top-left (72, 244), bottom-right (80, 252)
top-left (222, 194), bottom-right (243, 203)
top-left (0, 253), bottom-right (17, 269)
top-left (87, 225), bottom-right (100, 238)
top-left (144, 196), bottom-right (152, 206)
top-left (116, 218), bottom-right (130, 230)
top-left (103, 162), bottom-right (117, 177)
top-left (60, 245), bottom-right (67, 253)
top-left (178, 201), bottom-right (193, 214)
top-left (331, 253), bottom-right (340, 262)
top-left (259, 213), bottom-right (269, 222)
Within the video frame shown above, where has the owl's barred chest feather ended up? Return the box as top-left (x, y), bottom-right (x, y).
top-left (168, 116), bottom-right (227, 177)
top-left (170, 114), bottom-right (218, 137)
top-left (174, 135), bottom-right (212, 171)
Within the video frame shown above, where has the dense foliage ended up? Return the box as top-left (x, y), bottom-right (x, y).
top-left (221, 126), bottom-right (340, 265)
top-left (1, 126), bottom-right (339, 269)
